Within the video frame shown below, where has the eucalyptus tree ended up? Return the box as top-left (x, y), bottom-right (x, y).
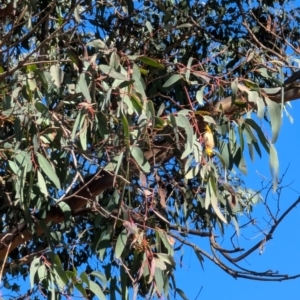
top-left (1, 0), bottom-right (300, 298)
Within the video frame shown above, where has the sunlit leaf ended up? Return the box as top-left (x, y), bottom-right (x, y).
top-left (231, 78), bottom-right (238, 104)
top-left (208, 178), bottom-right (227, 224)
top-left (163, 74), bottom-right (182, 87)
top-left (265, 96), bottom-right (282, 144)
top-left (50, 64), bottom-right (64, 88)
top-left (269, 143), bottom-right (279, 191)
top-left (86, 39), bottom-right (107, 49)
top-left (196, 85), bottom-right (205, 105)
top-left (89, 280), bottom-right (106, 300)
top-left (30, 257), bottom-right (40, 288)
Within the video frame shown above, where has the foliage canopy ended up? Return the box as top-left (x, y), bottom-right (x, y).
top-left (1, 0), bottom-right (300, 298)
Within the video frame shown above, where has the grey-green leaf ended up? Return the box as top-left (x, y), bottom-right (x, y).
top-left (231, 78), bottom-right (238, 103)
top-left (265, 96), bottom-right (282, 144)
top-left (30, 257), bottom-right (40, 288)
top-left (163, 74), bottom-right (182, 88)
top-left (196, 86), bottom-right (205, 105)
top-left (78, 73), bottom-right (91, 103)
top-left (131, 146), bottom-right (151, 173)
top-left (88, 280), bottom-right (106, 300)
top-left (86, 39), bottom-right (107, 50)
top-left (269, 143), bottom-right (279, 191)
top-left (37, 153), bottom-right (61, 189)
top-left (115, 229), bottom-right (128, 259)
top-left (99, 65), bottom-right (128, 81)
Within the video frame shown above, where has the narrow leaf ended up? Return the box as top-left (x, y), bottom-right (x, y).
top-left (30, 257), bottom-right (40, 288)
top-left (196, 85), bottom-right (205, 105)
top-left (37, 153), bottom-right (61, 189)
top-left (163, 74), bottom-right (182, 88)
top-left (269, 143), bottom-right (279, 191)
top-left (89, 280), bottom-right (106, 300)
top-left (115, 229), bottom-right (128, 259)
top-left (139, 56), bottom-right (164, 69)
top-left (231, 78), bottom-right (238, 104)
top-left (265, 96), bottom-right (281, 144)
top-left (78, 73), bottom-right (91, 103)
top-left (209, 178), bottom-right (227, 224)
top-left (86, 39), bottom-right (107, 50)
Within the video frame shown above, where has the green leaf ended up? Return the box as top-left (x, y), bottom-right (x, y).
top-left (194, 247), bottom-right (204, 270)
top-left (121, 267), bottom-right (129, 300)
top-left (34, 69), bottom-right (48, 90)
top-left (48, 252), bottom-right (69, 285)
top-left (88, 280), bottom-right (106, 300)
top-left (176, 288), bottom-right (189, 300)
top-left (185, 165), bottom-right (199, 179)
top-left (196, 86), bottom-right (205, 105)
top-left (50, 64), bottom-right (64, 88)
top-left (79, 115), bottom-right (87, 150)
top-left (176, 23), bottom-right (193, 28)
top-left (154, 268), bottom-right (164, 293)
top-left (37, 170), bottom-right (48, 196)
top-left (37, 153), bottom-right (61, 189)
top-left (145, 21), bottom-right (153, 34)
top-left (269, 143), bottom-right (279, 191)
top-left (131, 146), bottom-right (151, 173)
top-left (8, 160), bottom-right (19, 175)
top-left (37, 265), bottom-right (47, 283)
top-left (86, 39), bottom-right (107, 50)
top-left (238, 124), bottom-right (244, 152)
top-left (245, 118), bottom-right (270, 153)
top-left (247, 91), bottom-right (265, 119)
top-left (265, 96), bottom-right (282, 144)
top-left (231, 78), bottom-right (238, 104)
top-left (75, 283), bottom-right (88, 298)
top-left (30, 257), bottom-right (41, 288)
top-left (35, 101), bottom-right (49, 114)
top-left (99, 65), bottom-right (128, 81)
top-left (208, 177), bottom-right (227, 223)
top-left (257, 68), bottom-right (271, 79)
top-left (155, 253), bottom-right (176, 267)
top-left (139, 56), bottom-right (164, 69)
top-left (130, 94), bottom-right (143, 115)
top-left (72, 110), bottom-right (83, 141)
top-left (90, 271), bottom-right (107, 289)
top-left (234, 147), bottom-right (248, 175)
top-left (163, 74), bottom-right (182, 88)
top-left (121, 113), bottom-right (130, 148)
top-left (80, 272), bottom-right (89, 286)
top-left (57, 202), bottom-right (71, 225)
top-left (78, 73), bottom-right (91, 103)
top-left (115, 229), bottom-right (128, 259)
top-left (185, 57), bottom-right (193, 82)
